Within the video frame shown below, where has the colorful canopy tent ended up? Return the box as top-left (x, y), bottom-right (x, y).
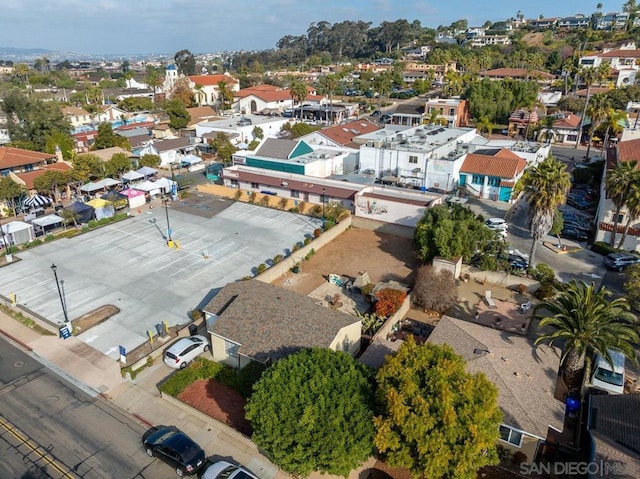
top-left (22, 194), bottom-right (52, 210)
top-left (101, 191), bottom-right (129, 210)
top-left (86, 198), bottom-right (115, 220)
top-left (63, 201), bottom-right (95, 224)
top-left (136, 166), bottom-right (157, 178)
top-left (31, 214), bottom-right (64, 235)
top-left (120, 188), bottom-right (146, 209)
top-left (1, 221), bottom-right (35, 246)
top-left (121, 170), bottom-right (144, 182)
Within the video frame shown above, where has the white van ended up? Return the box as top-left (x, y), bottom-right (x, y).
top-left (590, 350), bottom-right (625, 394)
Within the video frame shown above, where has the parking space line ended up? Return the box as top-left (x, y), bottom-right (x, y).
top-left (187, 246), bottom-right (249, 281)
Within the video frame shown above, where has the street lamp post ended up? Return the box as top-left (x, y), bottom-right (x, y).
top-left (321, 188), bottom-right (326, 230)
top-left (163, 199), bottom-right (172, 243)
top-left (50, 263), bottom-right (69, 324)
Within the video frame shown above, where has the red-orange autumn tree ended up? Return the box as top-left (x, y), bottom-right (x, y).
top-left (374, 288), bottom-right (406, 317)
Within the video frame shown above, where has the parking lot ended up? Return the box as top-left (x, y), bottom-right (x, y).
top-left (0, 199), bottom-right (322, 359)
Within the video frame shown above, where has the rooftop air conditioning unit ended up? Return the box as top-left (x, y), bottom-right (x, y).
top-left (281, 181), bottom-right (288, 187)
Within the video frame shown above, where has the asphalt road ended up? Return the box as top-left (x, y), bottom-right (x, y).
top-left (0, 337), bottom-right (175, 479)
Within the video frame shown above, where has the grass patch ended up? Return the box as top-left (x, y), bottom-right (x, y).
top-left (159, 357), bottom-right (266, 399)
top-left (121, 356), bottom-right (154, 380)
top-left (0, 304), bottom-right (55, 335)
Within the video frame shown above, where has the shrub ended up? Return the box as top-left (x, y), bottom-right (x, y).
top-left (303, 237), bottom-right (312, 246)
top-left (591, 241), bottom-right (618, 256)
top-left (374, 288), bottom-right (407, 317)
top-left (324, 219), bottom-right (336, 229)
top-left (273, 254), bottom-right (283, 264)
top-left (517, 283), bottom-right (528, 294)
top-left (278, 197), bottom-right (288, 210)
top-left (81, 226), bottom-right (90, 233)
top-left (310, 205), bottom-right (322, 217)
top-left (512, 451), bottom-right (528, 466)
top-left (159, 357), bottom-right (223, 396)
top-left (257, 263), bottom-right (267, 274)
top-left (313, 228), bottom-right (322, 238)
top-left (535, 283), bottom-right (557, 300)
top-left (44, 234), bottom-right (55, 242)
top-left (297, 201), bottom-right (306, 213)
top-left (241, 275), bottom-right (253, 281)
top-left (292, 242), bottom-right (301, 251)
top-left (362, 283), bottom-right (375, 296)
top-left (234, 190), bottom-right (242, 201)
top-left (530, 263), bottom-right (555, 283)
top-left (88, 220), bottom-right (97, 228)
top-left (412, 266), bottom-right (456, 315)
top-left (259, 195), bottom-right (270, 207)
top-left (249, 192), bottom-right (257, 203)
top-left (304, 248), bottom-right (315, 260)
top-left (288, 207), bottom-right (299, 213)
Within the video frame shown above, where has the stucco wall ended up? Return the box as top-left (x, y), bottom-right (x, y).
top-left (372, 293), bottom-right (413, 341)
top-left (350, 216), bottom-right (415, 238)
top-left (328, 322), bottom-right (362, 356)
top-left (463, 267), bottom-right (540, 292)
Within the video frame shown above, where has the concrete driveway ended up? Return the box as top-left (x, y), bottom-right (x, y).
top-left (0, 199), bottom-right (322, 359)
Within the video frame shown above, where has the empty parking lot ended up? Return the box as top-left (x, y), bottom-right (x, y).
top-left (0, 199), bottom-right (322, 359)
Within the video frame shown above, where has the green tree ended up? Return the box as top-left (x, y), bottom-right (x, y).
top-left (605, 160), bottom-right (638, 247)
top-left (174, 49), bottom-right (196, 75)
top-left (0, 177), bottom-right (26, 217)
top-left (624, 263), bottom-right (640, 309)
top-left (617, 178), bottom-right (640, 248)
top-left (33, 170), bottom-right (70, 203)
top-left (105, 153), bottom-right (132, 177)
top-left (164, 99), bottom-right (191, 129)
top-left (245, 348), bottom-right (375, 477)
top-left (144, 65), bottom-right (163, 103)
top-left (534, 281), bottom-right (639, 387)
top-left (289, 122), bottom-right (321, 138)
top-left (44, 129), bottom-right (74, 160)
top-left (217, 81), bottom-right (234, 111)
top-left (585, 94), bottom-right (610, 158)
top-left (93, 122), bottom-right (130, 150)
top-left (194, 83), bottom-right (205, 106)
top-left (476, 115), bottom-right (493, 136)
top-left (374, 338), bottom-right (502, 479)
top-left (251, 126), bottom-right (264, 140)
top-left (209, 132), bottom-right (237, 165)
top-left (290, 80), bottom-right (308, 120)
top-left (574, 65), bottom-right (609, 149)
top-left (599, 108), bottom-right (626, 159)
top-left (515, 156), bottom-right (571, 269)
top-left (71, 153), bottom-right (102, 182)
top-left (139, 154), bottom-right (160, 168)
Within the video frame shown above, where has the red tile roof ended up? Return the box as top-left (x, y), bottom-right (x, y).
top-left (553, 113), bottom-right (581, 129)
top-left (15, 162), bottom-right (72, 189)
top-left (618, 138), bottom-right (640, 162)
top-left (316, 120), bottom-right (381, 146)
top-left (188, 74), bottom-right (237, 86)
top-left (234, 84), bottom-right (316, 102)
top-left (575, 87), bottom-right (611, 97)
top-left (598, 49), bottom-right (640, 58)
top-left (461, 150), bottom-right (527, 179)
top-left (0, 147), bottom-right (56, 170)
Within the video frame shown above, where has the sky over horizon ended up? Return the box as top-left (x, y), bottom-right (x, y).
top-left (0, 0), bottom-right (625, 55)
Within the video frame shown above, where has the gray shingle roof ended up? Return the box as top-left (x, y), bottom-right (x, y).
top-left (254, 138), bottom-right (298, 159)
top-left (428, 316), bottom-right (564, 438)
top-left (203, 280), bottom-right (360, 363)
top-left (590, 394), bottom-right (640, 456)
top-left (153, 137), bottom-right (191, 152)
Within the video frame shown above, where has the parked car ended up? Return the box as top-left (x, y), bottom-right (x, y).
top-left (378, 114), bottom-right (392, 124)
top-left (371, 110), bottom-right (381, 117)
top-left (566, 194), bottom-right (593, 210)
top-left (602, 252), bottom-right (640, 271)
top-left (485, 218), bottom-right (508, 231)
top-left (200, 460), bottom-right (259, 479)
top-left (142, 426), bottom-right (206, 477)
top-left (560, 227), bottom-right (588, 241)
top-left (563, 220), bottom-right (590, 232)
top-left (163, 335), bottom-right (210, 369)
top-left (507, 254), bottom-right (528, 270)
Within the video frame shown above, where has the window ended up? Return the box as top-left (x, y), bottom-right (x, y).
top-left (472, 174), bottom-right (484, 185)
top-left (291, 190), bottom-right (300, 199)
top-left (449, 108), bottom-right (455, 116)
top-left (617, 213), bottom-right (624, 223)
top-left (488, 176), bottom-right (501, 187)
top-left (229, 180), bottom-right (239, 188)
top-left (225, 341), bottom-right (239, 358)
top-left (499, 425), bottom-right (524, 447)
top-left (251, 182), bottom-right (259, 189)
top-left (409, 155), bottom-right (418, 164)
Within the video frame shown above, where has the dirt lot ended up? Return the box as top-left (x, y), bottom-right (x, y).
top-left (275, 228), bottom-right (420, 295)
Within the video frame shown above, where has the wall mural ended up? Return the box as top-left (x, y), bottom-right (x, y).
top-left (357, 199), bottom-right (388, 215)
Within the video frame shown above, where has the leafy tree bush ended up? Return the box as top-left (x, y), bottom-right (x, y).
top-left (93, 122), bottom-right (130, 150)
top-left (272, 254), bottom-right (283, 264)
top-left (313, 228), bottom-right (322, 238)
top-left (139, 154), bottom-right (161, 168)
top-left (624, 264), bottom-right (640, 310)
top-left (412, 265), bottom-right (457, 314)
top-left (245, 348), bottom-right (375, 477)
top-left (529, 263), bottom-right (555, 283)
top-left (374, 288), bottom-right (406, 317)
top-left (248, 192), bottom-right (257, 203)
top-left (374, 338), bottom-right (502, 479)
top-left (414, 204), bottom-right (494, 262)
top-left (259, 195), bottom-right (270, 207)
top-left (257, 263), bottom-right (267, 274)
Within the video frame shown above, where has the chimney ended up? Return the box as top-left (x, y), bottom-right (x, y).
top-left (54, 145), bottom-right (64, 163)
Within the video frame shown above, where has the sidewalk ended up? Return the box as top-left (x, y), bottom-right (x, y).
top-left (0, 311), bottom-right (286, 479)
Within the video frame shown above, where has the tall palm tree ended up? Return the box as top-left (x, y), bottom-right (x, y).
top-left (574, 65), bottom-right (609, 149)
top-left (194, 83), bottom-right (205, 107)
top-left (321, 74), bottom-right (338, 124)
top-left (540, 115), bottom-right (557, 143)
top-left (585, 94), bottom-right (610, 158)
top-left (290, 80), bottom-right (308, 121)
top-left (534, 281), bottom-right (639, 388)
top-left (476, 116), bottom-right (493, 136)
top-left (618, 179), bottom-right (640, 248)
top-left (144, 65), bottom-right (162, 103)
top-left (517, 155), bottom-right (571, 269)
top-left (605, 160), bottom-right (638, 247)
top-left (600, 107), bottom-right (626, 159)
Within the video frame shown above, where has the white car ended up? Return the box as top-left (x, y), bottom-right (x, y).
top-left (485, 218), bottom-right (508, 231)
top-left (200, 461), bottom-right (259, 479)
top-left (163, 335), bottom-right (210, 369)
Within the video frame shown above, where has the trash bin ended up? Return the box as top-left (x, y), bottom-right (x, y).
top-left (155, 323), bottom-right (166, 338)
top-left (292, 266), bottom-right (299, 274)
top-left (188, 324), bottom-right (199, 336)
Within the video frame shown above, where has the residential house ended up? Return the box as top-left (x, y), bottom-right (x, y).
top-left (557, 14), bottom-right (591, 29)
top-left (357, 124), bottom-right (478, 191)
top-left (187, 73), bottom-right (240, 106)
top-left (221, 164), bottom-right (363, 210)
top-left (61, 106), bottom-right (93, 128)
top-left (195, 114), bottom-right (290, 147)
top-left (151, 123), bottom-right (174, 140)
top-left (425, 98), bottom-right (470, 127)
top-left (10, 162), bottom-right (73, 198)
top-left (90, 146), bottom-right (135, 164)
top-left (538, 112), bottom-right (585, 145)
top-left (390, 101), bottom-right (426, 127)
top-left (202, 280), bottom-right (362, 369)
top-left (588, 394), bottom-right (640, 478)
top-left (594, 133), bottom-right (640, 251)
top-left (458, 147), bottom-right (527, 202)
top-left (232, 138), bottom-right (354, 177)
top-left (234, 84), bottom-right (319, 115)
top-left (0, 146), bottom-right (57, 175)
top-left (428, 316), bottom-right (565, 461)
top-left (530, 17), bottom-right (559, 29)
top-left (480, 68), bottom-right (556, 86)
top-left (593, 11), bottom-right (633, 30)
top-left (508, 108), bottom-right (543, 138)
top-left (299, 119), bottom-right (381, 149)
top-left (468, 34), bottom-right (511, 47)
top-left (96, 104), bottom-right (129, 124)
top-left (353, 185), bottom-right (443, 227)
top-left (138, 137), bottom-right (195, 167)
top-left (579, 44), bottom-right (640, 87)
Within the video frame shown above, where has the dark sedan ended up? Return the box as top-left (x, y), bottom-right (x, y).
top-left (560, 227), bottom-right (588, 241)
top-left (142, 426), bottom-right (205, 477)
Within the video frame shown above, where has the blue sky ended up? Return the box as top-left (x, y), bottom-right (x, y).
top-left (0, 0), bottom-right (625, 55)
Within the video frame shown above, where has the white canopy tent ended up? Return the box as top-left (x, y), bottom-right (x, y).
top-left (79, 178), bottom-right (121, 192)
top-left (153, 177), bottom-right (177, 194)
top-left (132, 180), bottom-right (161, 197)
top-left (121, 170), bottom-right (144, 182)
top-left (136, 166), bottom-right (157, 177)
top-left (180, 154), bottom-right (203, 166)
top-left (1, 221), bottom-right (35, 246)
top-left (31, 214), bottom-right (64, 235)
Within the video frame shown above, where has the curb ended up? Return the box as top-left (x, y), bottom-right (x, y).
top-left (0, 328), bottom-right (33, 351)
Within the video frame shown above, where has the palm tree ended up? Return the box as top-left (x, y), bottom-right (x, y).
top-left (144, 66), bottom-right (162, 103)
top-left (540, 115), bottom-right (557, 143)
top-left (476, 116), bottom-right (493, 136)
top-left (605, 160), bottom-right (638, 247)
top-left (321, 74), bottom-right (338, 124)
top-left (600, 108), bottom-right (626, 159)
top-left (194, 83), bottom-right (205, 107)
top-left (585, 94), bottom-right (610, 158)
top-left (290, 80), bottom-right (308, 121)
top-left (517, 155), bottom-right (571, 269)
top-left (534, 281), bottom-right (639, 388)
top-left (618, 179), bottom-right (640, 248)
top-left (574, 65), bottom-right (609, 150)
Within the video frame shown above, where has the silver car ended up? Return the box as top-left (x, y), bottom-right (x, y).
top-left (163, 335), bottom-right (210, 369)
top-left (200, 460), bottom-right (258, 479)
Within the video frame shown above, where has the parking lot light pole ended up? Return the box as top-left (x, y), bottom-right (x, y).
top-left (321, 188), bottom-right (326, 230)
top-left (163, 199), bottom-right (172, 243)
top-left (50, 263), bottom-right (69, 325)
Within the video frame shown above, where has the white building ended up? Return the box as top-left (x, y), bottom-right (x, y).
top-left (195, 114), bottom-right (290, 146)
top-left (579, 43), bottom-right (640, 87)
top-left (354, 186), bottom-right (443, 227)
